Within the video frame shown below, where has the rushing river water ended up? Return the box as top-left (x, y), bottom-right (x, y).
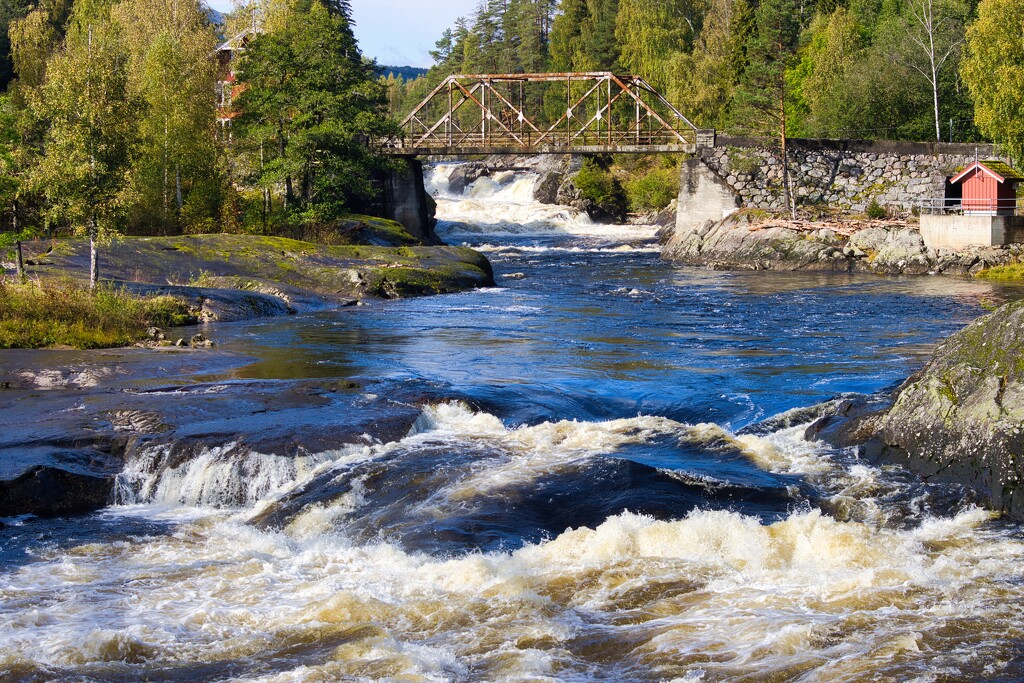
top-left (5, 165), bottom-right (1024, 682)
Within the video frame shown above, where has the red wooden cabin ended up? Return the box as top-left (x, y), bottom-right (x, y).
top-left (949, 160), bottom-right (1024, 216)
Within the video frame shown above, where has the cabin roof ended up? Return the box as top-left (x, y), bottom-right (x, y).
top-left (951, 159), bottom-right (1024, 184)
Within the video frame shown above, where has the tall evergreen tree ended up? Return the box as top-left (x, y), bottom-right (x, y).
top-left (731, 0), bottom-right (801, 215)
top-left (234, 0), bottom-right (398, 219)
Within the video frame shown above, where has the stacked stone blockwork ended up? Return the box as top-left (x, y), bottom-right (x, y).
top-left (699, 136), bottom-right (996, 214)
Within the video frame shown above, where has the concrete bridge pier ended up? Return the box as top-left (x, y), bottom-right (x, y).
top-left (383, 157), bottom-right (440, 245)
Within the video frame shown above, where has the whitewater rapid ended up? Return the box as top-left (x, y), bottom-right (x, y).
top-left (3, 401), bottom-right (1023, 681)
top-left (427, 163), bottom-right (660, 247)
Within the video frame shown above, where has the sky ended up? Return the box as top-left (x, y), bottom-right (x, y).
top-left (205, 0), bottom-right (479, 69)
top-left (351, 0), bottom-right (479, 68)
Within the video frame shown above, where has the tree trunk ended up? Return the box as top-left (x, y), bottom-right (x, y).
top-left (89, 220), bottom-right (99, 290)
top-left (15, 242), bottom-right (24, 282)
top-left (931, 66), bottom-right (941, 142)
top-left (13, 201), bottom-right (23, 282)
top-left (260, 140), bottom-right (268, 229)
top-left (176, 167), bottom-right (183, 211)
top-left (779, 70), bottom-right (796, 220)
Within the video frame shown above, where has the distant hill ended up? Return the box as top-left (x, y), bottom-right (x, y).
top-left (380, 65), bottom-right (428, 81)
top-left (204, 5), bottom-right (226, 26)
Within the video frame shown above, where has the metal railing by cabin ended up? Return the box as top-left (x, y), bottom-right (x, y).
top-left (918, 198), bottom-right (1022, 216)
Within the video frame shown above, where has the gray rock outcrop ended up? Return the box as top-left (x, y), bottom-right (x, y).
top-left (856, 301), bottom-right (1024, 519)
top-left (662, 213), bottom-right (1024, 275)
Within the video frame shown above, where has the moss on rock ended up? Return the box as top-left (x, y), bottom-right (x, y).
top-left (21, 234), bottom-right (495, 309)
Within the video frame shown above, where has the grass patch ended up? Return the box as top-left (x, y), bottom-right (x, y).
top-left (977, 264), bottom-right (1024, 281)
top-left (0, 280), bottom-right (196, 349)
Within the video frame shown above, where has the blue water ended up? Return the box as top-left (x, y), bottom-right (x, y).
top-left (215, 242), bottom-right (1009, 430)
top-left (5, 182), bottom-right (1024, 681)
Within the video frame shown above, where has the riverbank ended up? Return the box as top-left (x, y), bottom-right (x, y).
top-left (662, 211), bottom-right (1024, 276)
top-left (0, 281), bottom-right (196, 349)
top-left (2, 231), bottom-right (494, 347)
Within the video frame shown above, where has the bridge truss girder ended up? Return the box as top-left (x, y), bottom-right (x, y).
top-left (390, 72), bottom-right (712, 155)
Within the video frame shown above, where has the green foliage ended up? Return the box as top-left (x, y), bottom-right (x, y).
top-left (976, 264), bottom-right (1024, 281)
top-left (0, 0), bottom-right (32, 90)
top-left (962, 0), bottom-right (1024, 161)
top-left (234, 0), bottom-right (399, 220)
top-left (574, 157), bottom-right (628, 217)
top-left (667, 0), bottom-right (736, 128)
top-left (0, 280), bottom-right (195, 348)
top-left (865, 198), bottom-right (886, 219)
top-left (31, 1), bottom-right (139, 241)
top-left (730, 0), bottom-right (801, 136)
top-left (615, 0), bottom-right (698, 91)
top-left (407, 0), bottom-right (982, 146)
top-left (114, 0), bottom-right (220, 234)
top-left (728, 149), bottom-right (760, 174)
top-left (624, 167), bottom-right (678, 211)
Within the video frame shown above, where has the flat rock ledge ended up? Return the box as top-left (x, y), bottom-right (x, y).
top-left (813, 301), bottom-right (1024, 520)
top-left (663, 213), bottom-right (1024, 275)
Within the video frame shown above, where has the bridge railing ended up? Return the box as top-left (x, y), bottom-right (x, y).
top-left (385, 73), bottom-right (704, 154)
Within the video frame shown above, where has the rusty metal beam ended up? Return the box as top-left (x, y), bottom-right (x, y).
top-left (388, 72), bottom-right (706, 156)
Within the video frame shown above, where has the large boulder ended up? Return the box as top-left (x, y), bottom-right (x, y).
top-left (446, 163), bottom-right (490, 195)
top-left (0, 465), bottom-right (115, 517)
top-left (662, 214), bottom-right (850, 271)
top-left (865, 301), bottom-right (1024, 519)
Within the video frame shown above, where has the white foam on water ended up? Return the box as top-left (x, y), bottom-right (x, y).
top-left (4, 402), bottom-right (1024, 681)
top-left (114, 442), bottom-right (369, 509)
top-left (426, 163), bottom-right (659, 244)
top-left (1, 497), bottom-right (1020, 681)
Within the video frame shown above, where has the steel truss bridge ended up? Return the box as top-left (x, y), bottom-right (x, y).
top-left (386, 72), bottom-right (715, 156)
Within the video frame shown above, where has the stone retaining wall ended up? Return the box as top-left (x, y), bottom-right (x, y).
top-left (698, 136), bottom-right (998, 215)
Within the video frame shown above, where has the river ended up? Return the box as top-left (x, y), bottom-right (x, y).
top-left (3, 164), bottom-right (1024, 681)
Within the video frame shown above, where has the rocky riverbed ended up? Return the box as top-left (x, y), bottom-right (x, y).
top-left (662, 212), bottom-right (1024, 275)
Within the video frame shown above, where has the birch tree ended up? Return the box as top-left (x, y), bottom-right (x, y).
top-left (899, 0), bottom-right (968, 141)
top-left (0, 96), bottom-right (27, 280)
top-left (114, 0), bottom-right (218, 233)
top-left (32, 3), bottom-right (138, 288)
